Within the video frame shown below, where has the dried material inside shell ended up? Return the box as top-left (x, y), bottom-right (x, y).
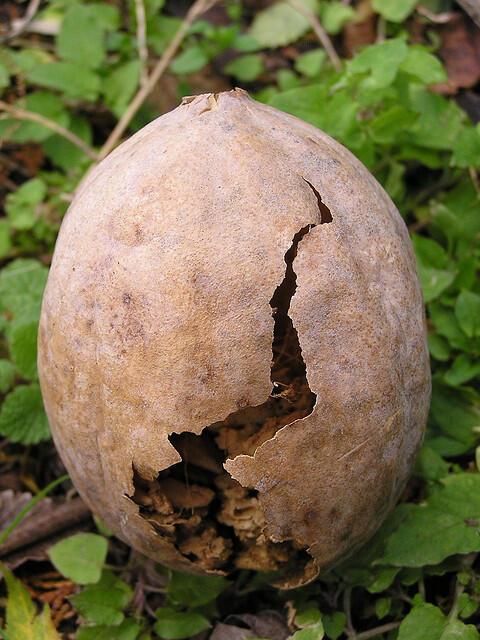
top-left (38, 89), bottom-right (431, 587)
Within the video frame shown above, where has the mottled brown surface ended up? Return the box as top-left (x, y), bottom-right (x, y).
top-left (38, 89), bottom-right (431, 584)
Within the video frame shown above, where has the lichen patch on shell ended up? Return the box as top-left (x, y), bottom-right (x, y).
top-left (38, 89), bottom-right (431, 587)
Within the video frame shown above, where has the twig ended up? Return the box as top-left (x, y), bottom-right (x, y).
top-left (286, 0), bottom-right (342, 72)
top-left (355, 622), bottom-right (401, 640)
top-left (0, 496), bottom-right (90, 557)
top-left (344, 586), bottom-right (356, 637)
top-left (456, 0), bottom-right (480, 28)
top-left (0, 101), bottom-right (99, 161)
top-left (98, 0), bottom-right (219, 161)
top-left (0, 0), bottom-right (41, 43)
top-left (134, 0), bottom-right (149, 87)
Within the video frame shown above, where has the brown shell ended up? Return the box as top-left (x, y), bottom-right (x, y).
top-left (38, 89), bottom-right (431, 586)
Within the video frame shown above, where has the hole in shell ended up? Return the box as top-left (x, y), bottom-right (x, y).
top-left (129, 185), bottom-right (332, 582)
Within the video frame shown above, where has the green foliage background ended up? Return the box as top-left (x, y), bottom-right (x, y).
top-left (0, 0), bottom-right (479, 638)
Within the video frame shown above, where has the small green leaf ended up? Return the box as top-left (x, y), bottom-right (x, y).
top-left (348, 38), bottom-right (408, 88)
top-left (49, 533), bottom-right (108, 584)
top-left (0, 258), bottom-right (48, 324)
top-left (8, 321), bottom-right (38, 381)
top-left (0, 219), bottom-right (11, 259)
top-left (28, 63), bottom-right (100, 101)
top-left (5, 178), bottom-right (47, 231)
top-left (71, 571), bottom-right (132, 625)
top-left (167, 571), bottom-right (228, 607)
top-left (0, 62), bottom-right (9, 88)
top-left (320, 2), bottom-right (355, 34)
top-left (414, 446), bottom-right (449, 481)
top-left (249, 0), bottom-right (318, 49)
top-left (291, 622), bottom-right (325, 640)
top-left (398, 602), bottom-right (479, 640)
top-left (0, 359), bottom-right (16, 393)
top-left (372, 0), bottom-right (418, 22)
top-left (375, 597), bottom-right (391, 620)
top-left (456, 291), bottom-right (480, 338)
top-left (322, 612), bottom-right (346, 640)
top-left (444, 354), bottom-right (480, 387)
top-left (452, 126), bottom-right (480, 168)
top-left (380, 474), bottom-right (480, 567)
top-left (0, 383), bottom-right (50, 444)
top-left (400, 47), bottom-right (447, 84)
top-left (103, 61), bottom-right (141, 118)
top-left (170, 46), bottom-right (208, 75)
top-left (0, 92), bottom-right (69, 144)
top-left (224, 54), bottom-right (264, 82)
top-left (294, 49), bottom-right (326, 77)
top-left (154, 608), bottom-right (210, 640)
top-left (76, 618), bottom-right (141, 640)
top-left (57, 4), bottom-right (105, 69)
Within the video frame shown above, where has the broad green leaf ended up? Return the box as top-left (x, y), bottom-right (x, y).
top-left (87, 3), bottom-right (121, 30)
top-left (372, 0), bottom-right (418, 22)
top-left (414, 446), bottom-right (449, 481)
top-left (430, 384), bottom-right (479, 449)
top-left (57, 4), bottom-right (105, 69)
top-left (375, 597), bottom-right (391, 619)
top-left (103, 61), bottom-right (141, 118)
top-left (249, 0), bottom-right (318, 49)
top-left (380, 473), bottom-right (480, 567)
top-left (43, 115), bottom-right (93, 170)
top-left (154, 608), bottom-right (210, 639)
top-left (5, 178), bottom-right (47, 231)
top-left (71, 571), bottom-right (132, 626)
top-left (0, 219), bottom-right (11, 258)
top-left (1, 563), bottom-right (61, 640)
top-left (224, 54), bottom-right (264, 82)
top-left (148, 16), bottom-right (181, 55)
top-left (167, 571), bottom-right (228, 607)
top-left (291, 622), bottom-right (324, 640)
top-left (8, 321), bottom-right (38, 381)
top-left (444, 354), bottom-right (480, 387)
top-left (348, 39), bottom-right (408, 88)
top-left (398, 602), bottom-right (479, 640)
top-left (170, 46), bottom-right (208, 75)
top-left (456, 291), bottom-right (480, 338)
top-left (452, 126), bottom-right (480, 168)
top-left (76, 618), bottom-right (141, 640)
top-left (294, 50), bottom-right (326, 77)
top-left (408, 87), bottom-right (465, 151)
top-left (322, 612), bottom-right (346, 640)
top-left (428, 333), bottom-right (451, 362)
top-left (0, 359), bottom-right (16, 393)
top-left (28, 62), bottom-right (100, 101)
top-left (320, 2), bottom-right (355, 34)
top-left (49, 533), bottom-right (108, 584)
top-left (0, 258), bottom-right (48, 324)
top-left (0, 383), bottom-right (50, 444)
top-left (400, 46), bottom-right (447, 84)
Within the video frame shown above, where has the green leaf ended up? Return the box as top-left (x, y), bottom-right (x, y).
top-left (412, 234), bottom-right (455, 302)
top-left (414, 446), bottom-right (450, 481)
top-left (8, 321), bottom-right (38, 381)
top-left (71, 571), bottom-right (132, 626)
top-left (5, 178), bottom-right (47, 231)
top-left (294, 49), bottom-right (326, 77)
top-left (380, 473), bottom-right (480, 567)
top-left (28, 62), bottom-right (100, 101)
top-left (444, 354), bottom-right (480, 387)
top-left (398, 602), bottom-right (479, 640)
top-left (103, 61), bottom-right (141, 118)
top-left (348, 38), bottom-right (408, 88)
top-left (452, 126), bottom-right (480, 168)
top-left (320, 2), bottom-right (355, 34)
top-left (43, 115), bottom-right (93, 170)
top-left (49, 533), bottom-right (108, 584)
top-left (408, 87), bottom-right (465, 151)
top-left (0, 219), bottom-right (12, 259)
top-left (57, 4), bottom-right (105, 69)
top-left (322, 612), bottom-right (346, 640)
top-left (0, 258), bottom-right (48, 324)
top-left (154, 608), bottom-right (210, 640)
top-left (0, 383), bottom-right (50, 444)
top-left (375, 597), bottom-right (391, 619)
top-left (76, 618), bottom-right (141, 640)
top-left (291, 622), bottom-right (325, 640)
top-left (148, 16), bottom-right (182, 55)
top-left (249, 0), bottom-right (318, 49)
top-left (0, 61), bottom-right (9, 88)
top-left (456, 291), bottom-right (480, 338)
top-left (170, 46), bottom-right (208, 75)
top-left (430, 384), bottom-right (479, 450)
top-left (372, 0), bottom-right (418, 22)
top-left (224, 54), bottom-right (264, 82)
top-left (1, 563), bottom-right (61, 640)
top-left (167, 572), bottom-right (228, 607)
top-left (0, 359), bottom-right (16, 393)
top-left (400, 47), bottom-right (447, 84)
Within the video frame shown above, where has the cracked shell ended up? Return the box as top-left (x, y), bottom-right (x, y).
top-left (38, 89), bottom-right (431, 586)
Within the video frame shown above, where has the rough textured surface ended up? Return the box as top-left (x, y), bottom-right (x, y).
top-left (38, 89), bottom-right (431, 585)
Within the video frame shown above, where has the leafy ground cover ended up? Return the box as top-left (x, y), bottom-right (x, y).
top-left (0, 0), bottom-right (479, 638)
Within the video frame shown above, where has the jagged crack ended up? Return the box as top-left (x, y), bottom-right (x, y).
top-left (130, 191), bottom-right (331, 578)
